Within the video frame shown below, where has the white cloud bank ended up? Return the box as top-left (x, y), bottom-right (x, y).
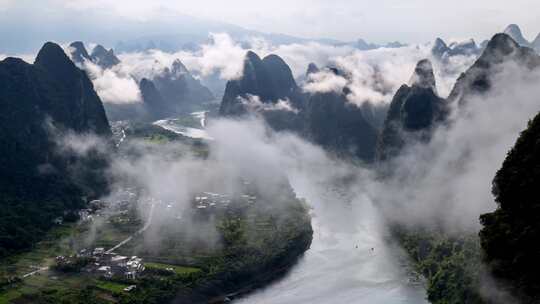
top-left (109, 33), bottom-right (476, 107)
top-left (83, 61), bottom-right (142, 104)
top-left (371, 61), bottom-right (540, 232)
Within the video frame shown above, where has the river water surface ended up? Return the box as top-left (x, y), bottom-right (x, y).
top-left (156, 113), bottom-right (428, 304)
top-left (236, 173), bottom-right (428, 304)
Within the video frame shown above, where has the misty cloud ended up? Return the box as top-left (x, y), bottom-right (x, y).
top-left (83, 61), bottom-right (142, 104)
top-left (117, 33), bottom-right (354, 81)
top-left (239, 94), bottom-right (300, 113)
top-left (371, 61), bottom-right (540, 232)
top-left (57, 33), bottom-right (476, 110)
top-left (303, 70), bottom-right (348, 94)
top-left (312, 43), bottom-right (476, 106)
top-left (60, 31), bottom-right (525, 244)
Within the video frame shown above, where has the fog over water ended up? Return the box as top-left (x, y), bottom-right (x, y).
top-left (236, 171), bottom-right (427, 304)
top-left (149, 116), bottom-right (427, 303)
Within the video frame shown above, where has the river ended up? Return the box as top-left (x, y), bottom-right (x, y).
top-left (153, 111), bottom-right (213, 140)
top-left (156, 112), bottom-right (428, 304)
top-left (235, 173), bottom-right (428, 304)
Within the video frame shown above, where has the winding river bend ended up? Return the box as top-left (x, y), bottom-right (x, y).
top-left (236, 174), bottom-right (428, 304)
top-left (156, 113), bottom-right (428, 304)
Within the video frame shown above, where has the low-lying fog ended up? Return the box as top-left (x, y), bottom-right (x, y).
top-left (236, 168), bottom-right (427, 304)
top-left (56, 32), bottom-right (540, 302)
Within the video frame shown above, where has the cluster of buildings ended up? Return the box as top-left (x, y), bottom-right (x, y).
top-left (91, 248), bottom-right (145, 280)
top-left (194, 192), bottom-right (231, 210)
top-left (52, 187), bottom-right (140, 226)
top-left (56, 247), bottom-right (145, 281)
top-left (193, 192), bottom-right (257, 211)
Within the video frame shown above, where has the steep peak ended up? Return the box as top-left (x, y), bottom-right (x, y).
top-left (262, 54), bottom-right (294, 77)
top-left (139, 78), bottom-right (164, 105)
top-left (69, 41), bottom-right (91, 64)
top-left (434, 37), bottom-right (448, 48)
top-left (90, 44), bottom-right (120, 69)
top-left (504, 24), bottom-right (522, 34)
top-left (35, 42), bottom-right (77, 75)
top-left (91, 44), bottom-right (108, 56)
top-left (306, 63), bottom-right (320, 76)
top-left (242, 51), bottom-right (264, 78)
top-left (245, 50), bottom-right (262, 64)
top-left (482, 33), bottom-right (521, 60)
top-left (447, 33), bottom-right (540, 106)
top-left (504, 24), bottom-right (530, 46)
top-left (432, 38), bottom-right (449, 57)
top-left (410, 59), bottom-right (436, 90)
top-left (171, 59), bottom-right (189, 75)
top-left (262, 53), bottom-right (298, 94)
top-left (262, 54), bottom-right (287, 66)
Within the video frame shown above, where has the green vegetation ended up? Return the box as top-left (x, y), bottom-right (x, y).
top-left (171, 115), bottom-right (201, 129)
top-left (0, 122), bottom-right (313, 303)
top-left (393, 227), bottom-right (484, 304)
top-left (0, 184), bottom-right (312, 304)
top-left (95, 281), bottom-right (130, 294)
top-left (144, 263), bottom-right (200, 276)
top-left (119, 122), bottom-right (209, 158)
top-left (0, 42), bottom-right (111, 261)
top-left (479, 112), bottom-right (540, 303)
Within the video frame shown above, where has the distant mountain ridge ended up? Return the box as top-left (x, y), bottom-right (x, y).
top-left (447, 33), bottom-right (540, 106)
top-left (152, 59), bottom-right (215, 112)
top-left (500, 24), bottom-right (539, 52)
top-left (504, 24), bottom-right (532, 47)
top-left (69, 41), bottom-right (120, 69)
top-left (220, 51), bottom-right (305, 116)
top-left (68, 41), bottom-right (215, 121)
top-left (219, 51), bottom-right (380, 162)
top-left (382, 32), bottom-right (540, 164)
top-left (431, 37), bottom-right (481, 59)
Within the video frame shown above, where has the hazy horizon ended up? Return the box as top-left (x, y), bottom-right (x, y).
top-left (1, 0), bottom-right (540, 53)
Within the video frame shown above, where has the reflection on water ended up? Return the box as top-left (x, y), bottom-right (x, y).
top-left (153, 111), bottom-right (212, 140)
top-left (236, 173), bottom-right (427, 304)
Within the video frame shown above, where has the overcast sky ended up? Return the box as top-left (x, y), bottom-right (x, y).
top-left (1, 0), bottom-right (540, 52)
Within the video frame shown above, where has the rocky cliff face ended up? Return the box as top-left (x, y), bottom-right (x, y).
top-left (152, 59), bottom-right (214, 113)
top-left (0, 41), bottom-right (111, 189)
top-left (220, 52), bottom-right (381, 162)
top-left (90, 44), bottom-right (121, 69)
top-left (139, 77), bottom-right (173, 119)
top-left (69, 41), bottom-right (120, 69)
top-left (376, 59), bottom-right (445, 162)
top-left (69, 41), bottom-right (93, 65)
top-left (504, 24), bottom-right (531, 47)
top-left (0, 42), bottom-right (112, 255)
top-left (304, 87), bottom-right (378, 162)
top-left (431, 37), bottom-right (480, 59)
top-left (219, 51), bottom-right (305, 116)
top-left (34, 42), bottom-right (112, 135)
top-left (69, 41), bottom-right (214, 120)
top-left (447, 33), bottom-right (540, 106)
